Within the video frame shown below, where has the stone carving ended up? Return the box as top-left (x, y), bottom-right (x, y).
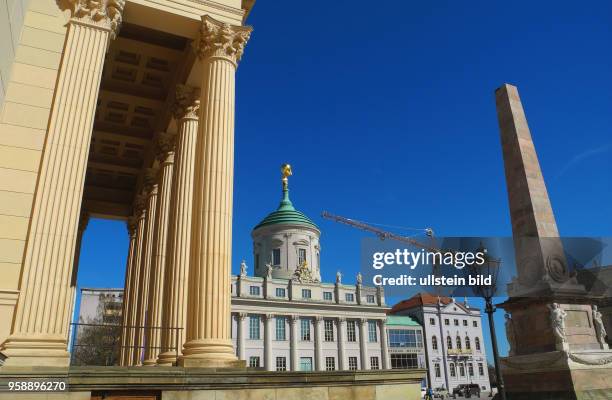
top-left (336, 271), bottom-right (342, 284)
top-left (546, 254), bottom-right (569, 283)
top-left (239, 260), bottom-right (247, 277)
top-left (568, 351), bottom-right (612, 366)
top-left (356, 272), bottom-right (363, 285)
top-left (505, 314), bottom-right (516, 356)
top-left (266, 263), bottom-right (272, 280)
top-left (154, 132), bottom-right (176, 162)
top-left (172, 85), bottom-right (200, 120)
top-left (59, 0), bottom-right (125, 38)
top-left (592, 305), bottom-right (608, 349)
top-left (195, 15), bottom-right (252, 64)
top-left (292, 260), bottom-right (316, 283)
top-left (549, 303), bottom-right (568, 350)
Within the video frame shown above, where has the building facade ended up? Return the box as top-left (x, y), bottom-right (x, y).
top-left (77, 288), bottom-right (124, 325)
top-left (390, 293), bottom-right (491, 392)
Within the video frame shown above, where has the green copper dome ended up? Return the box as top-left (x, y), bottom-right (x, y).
top-left (253, 188), bottom-right (318, 231)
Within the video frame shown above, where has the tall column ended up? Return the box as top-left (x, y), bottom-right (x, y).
top-left (157, 85), bottom-right (200, 366)
top-left (290, 315), bottom-right (299, 371)
top-left (0, 0), bottom-right (124, 367)
top-left (263, 313), bottom-right (274, 371)
top-left (66, 211), bottom-right (89, 353)
top-left (359, 318), bottom-right (369, 370)
top-left (133, 173), bottom-right (158, 365)
top-left (119, 216), bottom-right (138, 366)
top-left (314, 316), bottom-right (323, 371)
top-left (178, 15), bottom-right (251, 368)
top-left (143, 135), bottom-right (175, 365)
top-left (124, 197), bottom-right (147, 365)
top-left (337, 317), bottom-right (346, 370)
top-left (236, 312), bottom-right (246, 360)
top-left (379, 319), bottom-right (390, 369)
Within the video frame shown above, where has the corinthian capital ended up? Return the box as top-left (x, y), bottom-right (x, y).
top-left (58, 0), bottom-right (125, 38)
top-left (154, 132), bottom-right (176, 163)
top-left (172, 85), bottom-right (200, 121)
top-left (194, 15), bottom-right (252, 65)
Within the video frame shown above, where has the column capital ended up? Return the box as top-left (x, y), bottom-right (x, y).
top-left (133, 193), bottom-right (147, 218)
top-left (58, 0), bottom-right (125, 38)
top-left (172, 85), bottom-right (200, 121)
top-left (194, 15), bottom-right (252, 66)
top-left (338, 317), bottom-right (346, 323)
top-left (263, 313), bottom-right (275, 321)
top-left (314, 315), bottom-right (323, 322)
top-left (289, 314), bottom-right (300, 323)
top-left (359, 318), bottom-right (368, 324)
top-left (154, 133), bottom-right (176, 164)
top-left (237, 312), bottom-right (248, 320)
top-left (143, 167), bottom-right (159, 194)
top-left (126, 215), bottom-right (138, 237)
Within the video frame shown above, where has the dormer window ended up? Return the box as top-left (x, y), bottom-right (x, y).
top-left (272, 249), bottom-right (281, 266)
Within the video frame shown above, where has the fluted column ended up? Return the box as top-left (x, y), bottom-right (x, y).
top-left (379, 319), bottom-right (390, 369)
top-left (0, 0), bottom-right (124, 367)
top-left (314, 316), bottom-right (323, 371)
top-left (359, 318), bottom-right (370, 370)
top-left (157, 85), bottom-right (200, 366)
top-left (178, 15), bottom-right (251, 367)
top-left (124, 198), bottom-right (147, 365)
top-left (119, 216), bottom-right (138, 366)
top-left (236, 312), bottom-right (246, 360)
top-left (143, 135), bottom-right (175, 365)
top-left (263, 313), bottom-right (273, 371)
top-left (132, 174), bottom-right (158, 365)
top-left (338, 317), bottom-right (347, 370)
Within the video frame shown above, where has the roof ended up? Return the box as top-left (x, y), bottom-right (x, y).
top-left (386, 315), bottom-right (421, 327)
top-left (253, 188), bottom-right (318, 231)
top-left (389, 292), bottom-right (453, 314)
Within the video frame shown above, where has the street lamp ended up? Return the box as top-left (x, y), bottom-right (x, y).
top-left (468, 245), bottom-right (507, 400)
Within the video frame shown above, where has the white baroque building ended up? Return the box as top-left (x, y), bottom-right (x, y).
top-left (390, 293), bottom-right (491, 392)
top-left (229, 169), bottom-right (425, 372)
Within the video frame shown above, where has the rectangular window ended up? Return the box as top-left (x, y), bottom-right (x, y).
top-left (348, 356), bottom-right (358, 371)
top-left (454, 319), bottom-right (459, 326)
top-left (390, 353), bottom-right (418, 369)
top-left (434, 363), bottom-right (441, 378)
top-left (276, 316), bottom-right (286, 341)
top-left (444, 319), bottom-right (449, 325)
top-left (249, 356), bottom-right (260, 368)
top-left (370, 356), bottom-right (380, 370)
top-left (347, 321), bottom-right (357, 342)
top-left (275, 287), bottom-right (286, 298)
top-left (249, 316), bottom-right (260, 340)
top-left (301, 318), bottom-right (311, 341)
top-left (366, 294), bottom-right (375, 303)
top-left (300, 357), bottom-right (313, 371)
top-left (473, 320), bottom-right (478, 327)
top-left (449, 363), bottom-right (456, 377)
top-left (249, 286), bottom-right (260, 296)
top-left (302, 289), bottom-right (311, 299)
top-left (255, 253), bottom-right (260, 271)
top-left (459, 363), bottom-right (465, 377)
top-left (272, 248), bottom-right (281, 266)
top-left (298, 248), bottom-right (307, 265)
top-left (345, 293), bottom-right (354, 302)
top-left (324, 320), bottom-right (334, 342)
top-left (275, 356), bottom-right (286, 371)
top-left (463, 319), bottom-right (468, 326)
top-left (368, 320), bottom-right (377, 342)
top-left (325, 356), bottom-right (335, 371)
top-left (468, 363), bottom-right (474, 377)
top-left (323, 291), bottom-right (333, 301)
top-left (478, 363), bottom-right (484, 376)
top-left (388, 329), bottom-right (423, 348)
top-left (429, 317), bottom-right (436, 325)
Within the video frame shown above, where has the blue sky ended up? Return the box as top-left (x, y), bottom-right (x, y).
top-left (76, 1), bottom-right (612, 363)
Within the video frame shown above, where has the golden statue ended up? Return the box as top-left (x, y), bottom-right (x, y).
top-left (281, 163), bottom-right (292, 190)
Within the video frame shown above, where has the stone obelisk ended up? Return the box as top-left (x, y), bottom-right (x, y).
top-left (495, 83), bottom-right (612, 399)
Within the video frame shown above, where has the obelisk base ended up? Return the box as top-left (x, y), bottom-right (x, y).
top-left (502, 350), bottom-right (612, 400)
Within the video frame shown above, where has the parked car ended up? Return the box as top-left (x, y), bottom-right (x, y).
top-left (452, 383), bottom-right (481, 398)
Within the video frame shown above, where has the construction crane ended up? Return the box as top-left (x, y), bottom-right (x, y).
top-left (320, 211), bottom-right (438, 252)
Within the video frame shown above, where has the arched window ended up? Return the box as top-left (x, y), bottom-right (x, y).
top-left (432, 335), bottom-right (438, 350)
top-left (456, 336), bottom-right (462, 350)
top-left (475, 337), bottom-right (481, 351)
top-left (465, 336), bottom-right (471, 350)
top-left (447, 336), bottom-right (452, 349)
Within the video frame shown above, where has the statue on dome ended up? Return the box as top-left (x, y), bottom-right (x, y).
top-left (239, 260), bottom-right (247, 277)
top-left (292, 259), bottom-right (318, 283)
top-left (281, 163), bottom-right (292, 191)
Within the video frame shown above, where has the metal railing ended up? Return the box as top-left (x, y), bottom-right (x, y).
top-left (69, 322), bottom-right (182, 366)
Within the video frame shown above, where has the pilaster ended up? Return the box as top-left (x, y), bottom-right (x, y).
top-left (290, 314), bottom-right (299, 371)
top-left (359, 318), bottom-right (369, 370)
top-left (263, 313), bottom-right (274, 371)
